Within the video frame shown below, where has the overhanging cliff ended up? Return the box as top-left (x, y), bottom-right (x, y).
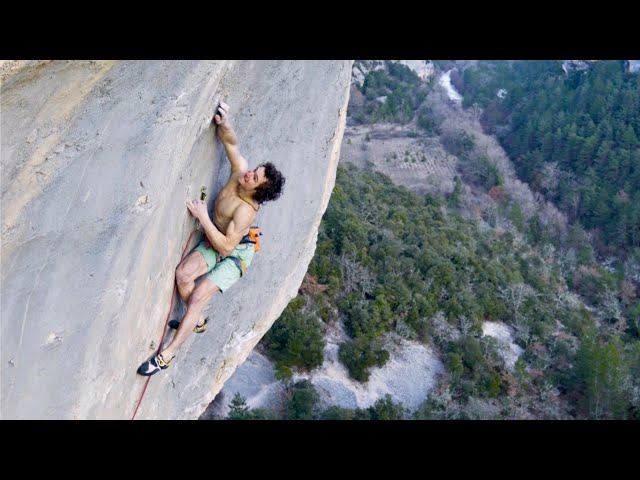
top-left (1, 60), bottom-right (352, 419)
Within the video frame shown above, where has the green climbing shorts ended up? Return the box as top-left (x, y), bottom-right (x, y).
top-left (193, 240), bottom-right (255, 293)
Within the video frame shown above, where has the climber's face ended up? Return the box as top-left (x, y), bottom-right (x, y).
top-left (239, 167), bottom-right (267, 191)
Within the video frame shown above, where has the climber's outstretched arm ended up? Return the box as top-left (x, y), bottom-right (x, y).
top-left (214, 101), bottom-right (248, 173)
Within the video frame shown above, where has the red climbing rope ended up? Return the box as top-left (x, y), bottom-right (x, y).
top-left (131, 228), bottom-right (199, 420)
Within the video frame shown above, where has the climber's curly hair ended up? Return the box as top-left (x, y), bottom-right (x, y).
top-left (254, 162), bottom-right (285, 204)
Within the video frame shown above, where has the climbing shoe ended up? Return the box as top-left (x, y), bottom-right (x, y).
top-left (136, 352), bottom-right (174, 376)
top-left (168, 317), bottom-right (208, 334)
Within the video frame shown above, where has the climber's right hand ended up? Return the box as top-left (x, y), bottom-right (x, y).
top-left (213, 101), bottom-right (229, 125)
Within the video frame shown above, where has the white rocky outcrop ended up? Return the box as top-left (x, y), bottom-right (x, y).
top-left (299, 330), bottom-right (443, 411)
top-left (481, 321), bottom-right (523, 370)
top-left (214, 324), bottom-right (443, 415)
top-left (397, 60), bottom-right (434, 81)
top-left (562, 60), bottom-right (598, 74)
top-left (628, 60), bottom-right (640, 73)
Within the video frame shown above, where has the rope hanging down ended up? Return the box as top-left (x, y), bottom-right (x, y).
top-left (131, 187), bottom-right (207, 420)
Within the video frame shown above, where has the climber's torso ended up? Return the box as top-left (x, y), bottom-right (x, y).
top-left (212, 170), bottom-right (259, 235)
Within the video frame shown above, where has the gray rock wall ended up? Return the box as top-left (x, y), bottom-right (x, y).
top-left (1, 60), bottom-right (352, 419)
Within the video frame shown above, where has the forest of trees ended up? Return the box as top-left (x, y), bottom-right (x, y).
top-left (252, 164), bottom-right (640, 419)
top-left (457, 60), bottom-right (640, 255)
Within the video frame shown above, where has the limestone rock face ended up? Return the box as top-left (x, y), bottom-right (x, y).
top-left (1, 60), bottom-right (352, 419)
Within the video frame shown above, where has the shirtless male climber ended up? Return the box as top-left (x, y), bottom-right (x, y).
top-left (137, 102), bottom-right (286, 376)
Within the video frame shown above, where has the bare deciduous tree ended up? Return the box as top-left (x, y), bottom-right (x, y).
top-left (359, 203), bottom-right (376, 224)
top-left (602, 288), bottom-right (627, 333)
top-left (498, 283), bottom-right (536, 321)
top-left (471, 103), bottom-right (482, 123)
top-left (463, 397), bottom-right (501, 420)
top-left (339, 252), bottom-right (374, 297)
top-left (624, 257), bottom-right (640, 284)
top-left (431, 311), bottom-right (460, 343)
top-left (395, 319), bottom-right (416, 340)
top-left (536, 381), bottom-right (565, 419)
top-left (540, 162), bottom-right (561, 192)
top-left (513, 315), bottom-right (532, 346)
top-left (459, 316), bottom-right (473, 336)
